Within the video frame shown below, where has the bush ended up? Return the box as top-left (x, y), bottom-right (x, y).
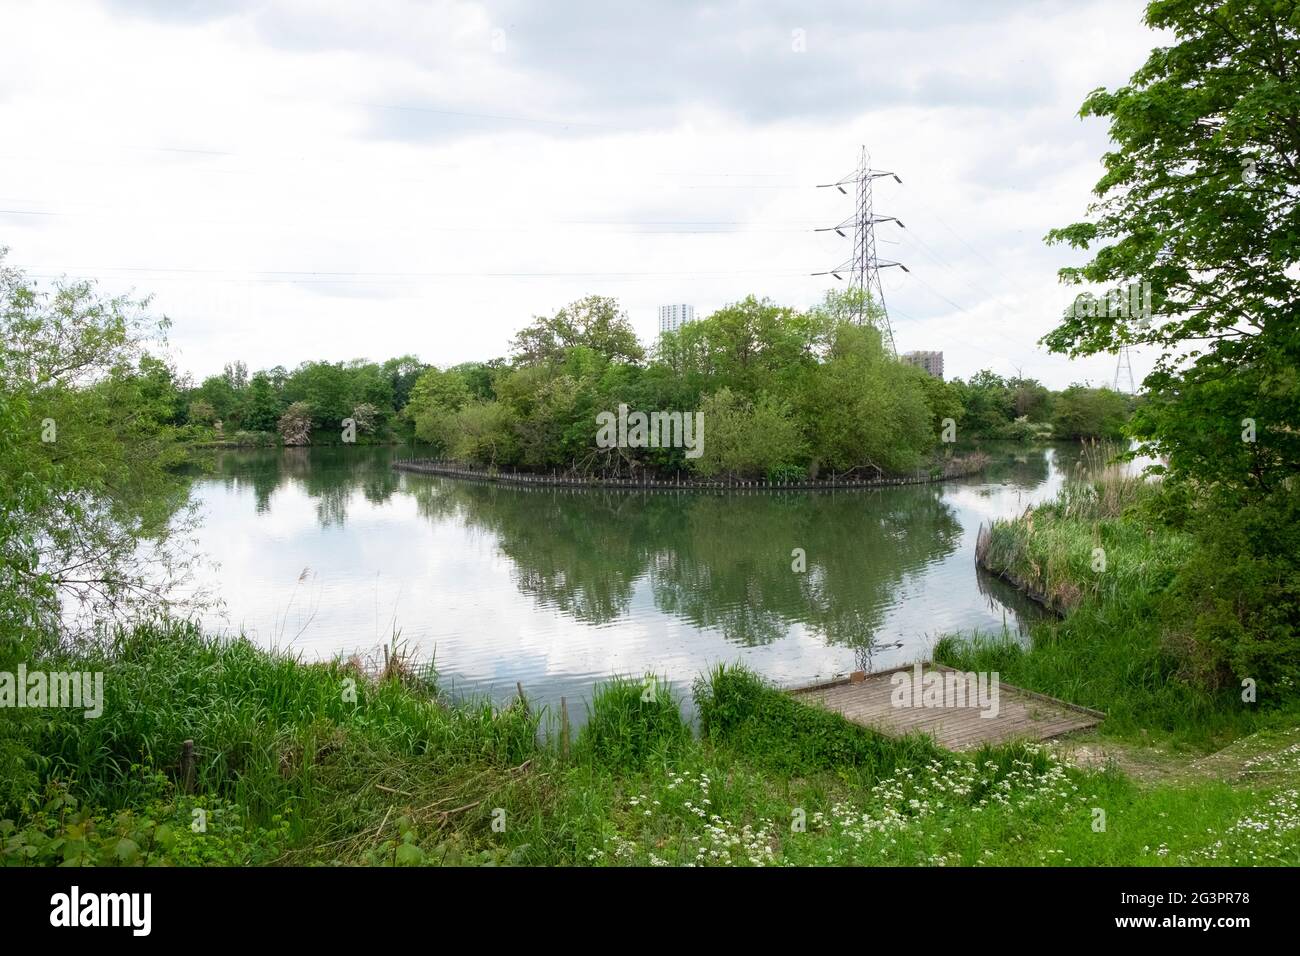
top-left (278, 402), bottom-right (313, 445)
top-left (995, 416), bottom-right (1053, 442)
top-left (691, 389), bottom-right (806, 480)
top-left (1158, 488), bottom-right (1300, 693)
top-left (765, 463), bottom-right (807, 483)
top-left (230, 430), bottom-right (277, 447)
top-left (2, 779), bottom-right (290, 867)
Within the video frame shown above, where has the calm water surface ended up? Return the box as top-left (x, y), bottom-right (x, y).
top-left (187, 444), bottom-right (1086, 712)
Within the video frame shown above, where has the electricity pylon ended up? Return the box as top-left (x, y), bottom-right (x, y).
top-left (1113, 345), bottom-right (1136, 394)
top-left (813, 146), bottom-right (907, 355)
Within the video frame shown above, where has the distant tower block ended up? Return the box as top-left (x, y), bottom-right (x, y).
top-left (902, 350), bottom-right (944, 380)
top-left (658, 303), bottom-right (696, 335)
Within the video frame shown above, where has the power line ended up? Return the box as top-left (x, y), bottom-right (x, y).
top-left (0, 211), bottom-right (820, 235)
top-left (16, 265), bottom-right (818, 283)
top-left (0, 149), bottom-right (817, 186)
top-left (898, 228), bottom-right (1009, 306)
top-left (888, 304), bottom-right (1019, 372)
top-left (900, 267), bottom-right (1045, 356)
top-left (0, 201), bottom-right (829, 232)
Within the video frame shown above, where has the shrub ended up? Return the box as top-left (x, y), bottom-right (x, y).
top-left (1159, 487), bottom-right (1300, 693)
top-left (278, 402), bottom-right (313, 445)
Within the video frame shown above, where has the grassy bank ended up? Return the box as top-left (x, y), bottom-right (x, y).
top-left (951, 456), bottom-right (1299, 752)
top-left (3, 623), bottom-right (1298, 866)
top-left (973, 472), bottom-right (1192, 614)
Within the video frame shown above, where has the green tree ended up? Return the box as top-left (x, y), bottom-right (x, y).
top-left (799, 322), bottom-right (932, 475)
top-left (1008, 376), bottom-right (1051, 421)
top-left (809, 286), bottom-right (885, 337)
top-left (451, 401), bottom-right (517, 466)
top-left (137, 355), bottom-right (187, 425)
top-left (223, 360), bottom-right (248, 391)
top-left (192, 373), bottom-right (241, 428)
top-left (495, 364), bottom-right (585, 469)
top-left (283, 361), bottom-right (353, 429)
top-left (187, 399), bottom-right (217, 426)
top-left (382, 354), bottom-right (427, 411)
top-left (677, 296), bottom-right (826, 397)
top-left (405, 366), bottom-right (473, 453)
top-left (1044, 1), bottom-right (1300, 691)
top-left (950, 370), bottom-right (1015, 437)
top-left (1044, 0), bottom-right (1300, 495)
top-left (243, 371), bottom-right (283, 433)
top-left (690, 388), bottom-right (806, 480)
top-left (1050, 386), bottom-right (1129, 439)
top-left (0, 252), bottom-right (196, 637)
top-left (512, 296), bottom-right (645, 366)
top-left (452, 361), bottom-right (497, 401)
top-left (346, 360), bottom-right (395, 418)
top-left (906, 366), bottom-right (965, 440)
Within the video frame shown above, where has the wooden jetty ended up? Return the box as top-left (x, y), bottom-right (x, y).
top-left (789, 663), bottom-right (1104, 751)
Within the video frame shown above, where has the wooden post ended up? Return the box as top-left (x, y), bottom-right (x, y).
top-left (180, 739), bottom-right (196, 794)
top-left (560, 696), bottom-right (570, 759)
top-left (516, 681), bottom-right (528, 713)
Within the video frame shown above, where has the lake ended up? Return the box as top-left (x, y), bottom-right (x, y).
top-left (185, 443), bottom-right (1087, 714)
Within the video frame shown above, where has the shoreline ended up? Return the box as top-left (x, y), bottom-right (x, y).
top-left (973, 521), bottom-right (1067, 615)
top-left (10, 622), bottom-right (1296, 868)
top-left (391, 452), bottom-right (990, 491)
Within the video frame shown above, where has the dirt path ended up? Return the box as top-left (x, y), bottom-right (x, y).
top-left (1053, 724), bottom-right (1300, 787)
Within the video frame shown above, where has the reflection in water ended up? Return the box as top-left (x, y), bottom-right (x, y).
top-left (410, 481), bottom-right (963, 651)
top-left (188, 443), bottom-right (1090, 711)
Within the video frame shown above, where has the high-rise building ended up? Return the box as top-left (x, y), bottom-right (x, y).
top-left (658, 303), bottom-right (696, 335)
top-left (902, 350), bottom-right (944, 380)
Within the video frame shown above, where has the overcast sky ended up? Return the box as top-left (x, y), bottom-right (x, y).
top-left (0, 0), bottom-right (1163, 389)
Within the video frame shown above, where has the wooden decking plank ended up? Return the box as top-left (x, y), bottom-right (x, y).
top-left (788, 663), bottom-right (1102, 751)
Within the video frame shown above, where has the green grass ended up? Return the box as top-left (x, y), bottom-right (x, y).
top-left (4, 624), bottom-right (1298, 866)
top-left (574, 675), bottom-right (690, 771)
top-left (933, 622), bottom-right (1295, 752)
top-left (953, 470), bottom-right (1300, 751)
top-left (977, 477), bottom-right (1193, 613)
top-left (11, 622), bottom-right (536, 859)
top-left (695, 664), bottom-right (943, 776)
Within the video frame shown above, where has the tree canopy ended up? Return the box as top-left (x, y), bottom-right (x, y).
top-left (0, 249), bottom-right (198, 638)
top-left (405, 293), bottom-right (953, 480)
top-left (1044, 0), bottom-right (1300, 495)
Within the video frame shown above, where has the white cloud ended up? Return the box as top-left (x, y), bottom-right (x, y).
top-left (0, 0), bottom-right (1160, 388)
